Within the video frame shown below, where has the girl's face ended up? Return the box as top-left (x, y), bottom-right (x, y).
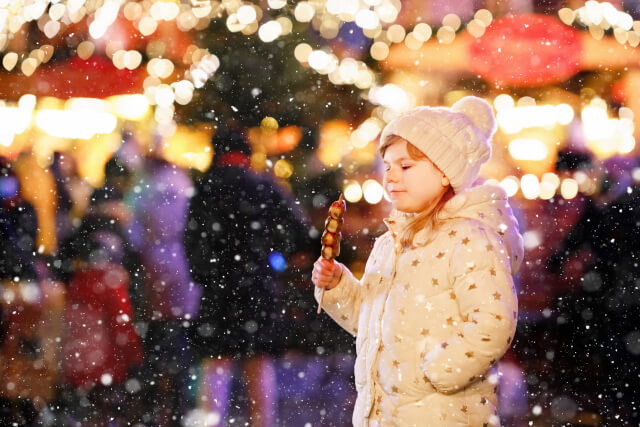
top-left (383, 138), bottom-right (448, 214)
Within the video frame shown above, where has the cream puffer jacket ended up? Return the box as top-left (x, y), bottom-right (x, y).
top-left (315, 184), bottom-right (524, 426)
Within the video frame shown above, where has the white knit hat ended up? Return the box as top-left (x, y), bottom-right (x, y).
top-left (379, 96), bottom-right (496, 193)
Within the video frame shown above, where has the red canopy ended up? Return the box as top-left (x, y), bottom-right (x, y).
top-left (470, 14), bottom-right (583, 87)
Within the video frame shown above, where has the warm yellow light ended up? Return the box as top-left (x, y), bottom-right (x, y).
top-left (556, 104), bottom-right (575, 125)
top-left (111, 94), bottom-right (149, 121)
top-left (344, 180), bottom-right (363, 203)
top-left (368, 84), bottom-right (411, 112)
top-left (294, 43), bottom-right (313, 62)
top-left (0, 106), bottom-right (33, 140)
top-left (386, 24), bottom-right (405, 43)
top-left (520, 174), bottom-right (541, 200)
top-left (500, 176), bottom-right (519, 197)
top-left (326, 0), bottom-right (342, 15)
top-left (268, 0), bottom-right (287, 9)
top-left (258, 20), bottom-right (282, 42)
top-left (561, 178), bottom-right (579, 199)
top-left (413, 23), bottom-right (432, 42)
top-left (339, 58), bottom-right (359, 84)
top-left (355, 9), bottom-right (379, 30)
top-left (294, 2), bottom-right (315, 22)
top-left (508, 138), bottom-right (549, 161)
top-left (539, 181), bottom-right (557, 200)
top-left (19, 94), bottom-right (37, 111)
top-left (541, 172), bottom-right (560, 190)
top-left (362, 179), bottom-right (383, 204)
top-left (376, 2), bottom-right (399, 23)
top-left (274, 159), bottom-right (294, 179)
top-left (493, 94), bottom-right (514, 111)
top-left (308, 50), bottom-right (330, 70)
top-left (237, 5), bottom-right (257, 25)
top-left (436, 26), bottom-right (456, 44)
top-left (35, 110), bottom-right (117, 139)
top-left (442, 13), bottom-right (461, 31)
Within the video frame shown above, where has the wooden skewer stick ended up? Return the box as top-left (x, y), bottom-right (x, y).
top-left (317, 194), bottom-right (345, 314)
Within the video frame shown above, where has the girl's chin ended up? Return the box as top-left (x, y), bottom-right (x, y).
top-left (393, 204), bottom-right (420, 214)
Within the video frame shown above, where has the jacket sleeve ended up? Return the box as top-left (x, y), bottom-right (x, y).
top-left (421, 225), bottom-right (518, 394)
top-left (313, 266), bottom-right (363, 337)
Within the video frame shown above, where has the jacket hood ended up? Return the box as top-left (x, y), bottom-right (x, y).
top-left (440, 184), bottom-right (524, 274)
top-left (384, 184), bottom-right (524, 275)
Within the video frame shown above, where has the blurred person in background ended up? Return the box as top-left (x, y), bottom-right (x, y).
top-left (184, 127), bottom-right (311, 426)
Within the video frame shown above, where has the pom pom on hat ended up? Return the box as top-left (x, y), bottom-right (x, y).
top-left (451, 96), bottom-right (497, 141)
top-left (379, 96), bottom-right (496, 193)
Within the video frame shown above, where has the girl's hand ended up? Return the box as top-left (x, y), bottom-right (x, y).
top-left (312, 257), bottom-right (343, 290)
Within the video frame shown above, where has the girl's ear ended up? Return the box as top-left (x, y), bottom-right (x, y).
top-left (441, 176), bottom-right (450, 187)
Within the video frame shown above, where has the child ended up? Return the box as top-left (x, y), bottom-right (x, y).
top-left (312, 96), bottom-right (524, 426)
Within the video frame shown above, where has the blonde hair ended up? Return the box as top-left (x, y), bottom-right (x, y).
top-left (381, 135), bottom-right (454, 249)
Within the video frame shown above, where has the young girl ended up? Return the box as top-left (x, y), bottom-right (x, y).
top-left (312, 96), bottom-right (524, 426)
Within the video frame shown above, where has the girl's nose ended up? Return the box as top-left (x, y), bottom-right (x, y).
top-left (385, 169), bottom-right (399, 183)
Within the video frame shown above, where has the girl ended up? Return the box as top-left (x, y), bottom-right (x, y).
top-left (312, 96), bottom-right (524, 426)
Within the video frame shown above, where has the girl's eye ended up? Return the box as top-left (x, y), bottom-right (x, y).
top-left (401, 165), bottom-right (411, 170)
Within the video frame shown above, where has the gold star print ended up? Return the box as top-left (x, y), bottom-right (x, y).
top-left (492, 291), bottom-right (501, 300)
top-left (442, 342), bottom-right (449, 349)
top-left (461, 405), bottom-right (468, 413)
top-left (473, 308), bottom-right (480, 313)
top-left (446, 317), bottom-right (454, 326)
top-left (341, 315), bottom-right (348, 320)
top-left (377, 395), bottom-right (382, 404)
top-left (449, 291), bottom-right (456, 300)
top-left (494, 314), bottom-right (503, 321)
top-left (468, 283), bottom-right (477, 290)
top-left (436, 251), bottom-right (445, 259)
top-left (392, 360), bottom-right (399, 368)
top-left (490, 267), bottom-right (496, 276)
top-left (420, 328), bottom-right (429, 336)
top-left (465, 351), bottom-right (474, 358)
top-left (391, 385), bottom-right (399, 393)
top-left (432, 278), bottom-right (439, 286)
top-left (457, 332), bottom-right (464, 338)
top-left (448, 230), bottom-right (457, 237)
top-left (412, 259), bottom-right (420, 267)
top-left (486, 244), bottom-right (493, 251)
top-left (461, 237), bottom-right (470, 245)
top-left (481, 337), bottom-right (491, 342)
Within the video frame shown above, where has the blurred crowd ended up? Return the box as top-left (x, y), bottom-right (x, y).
top-left (1, 128), bottom-right (640, 426)
top-left (0, 128), bottom-right (357, 426)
